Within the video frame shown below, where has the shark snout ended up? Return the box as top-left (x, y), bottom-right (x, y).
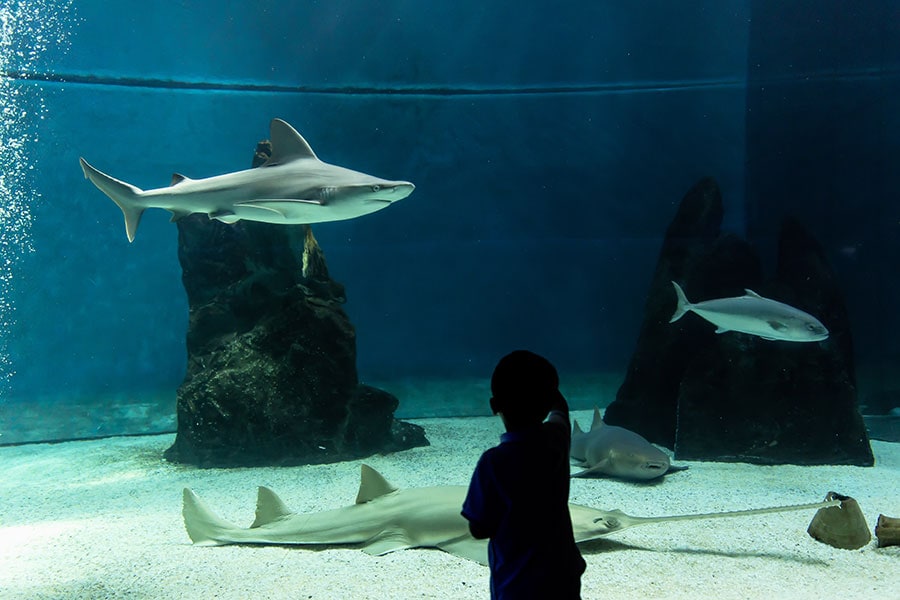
top-left (359, 181), bottom-right (415, 205)
top-left (383, 181), bottom-right (415, 201)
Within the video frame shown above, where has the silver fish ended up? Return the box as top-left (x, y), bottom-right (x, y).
top-left (669, 281), bottom-right (828, 342)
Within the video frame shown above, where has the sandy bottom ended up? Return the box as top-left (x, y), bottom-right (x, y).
top-left (1, 411), bottom-right (898, 599)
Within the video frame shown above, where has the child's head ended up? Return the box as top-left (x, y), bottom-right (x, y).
top-left (489, 350), bottom-right (560, 429)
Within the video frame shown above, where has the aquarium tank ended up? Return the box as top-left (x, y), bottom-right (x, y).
top-left (0, 0), bottom-right (897, 447)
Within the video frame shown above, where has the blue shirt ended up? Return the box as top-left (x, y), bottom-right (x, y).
top-left (462, 422), bottom-right (586, 599)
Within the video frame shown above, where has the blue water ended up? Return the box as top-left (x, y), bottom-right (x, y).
top-left (1, 1), bottom-right (898, 442)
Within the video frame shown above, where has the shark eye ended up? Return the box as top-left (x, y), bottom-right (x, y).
top-left (371, 184), bottom-right (381, 192)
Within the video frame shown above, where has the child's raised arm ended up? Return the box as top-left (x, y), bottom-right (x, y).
top-left (546, 390), bottom-right (571, 434)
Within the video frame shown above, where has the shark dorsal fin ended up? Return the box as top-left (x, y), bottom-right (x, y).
top-left (744, 289), bottom-right (764, 299)
top-left (572, 420), bottom-right (584, 436)
top-left (170, 173), bottom-right (190, 186)
top-left (251, 486), bottom-right (293, 527)
top-left (590, 406), bottom-right (605, 431)
top-left (266, 118), bottom-right (318, 164)
top-left (356, 464), bottom-right (398, 504)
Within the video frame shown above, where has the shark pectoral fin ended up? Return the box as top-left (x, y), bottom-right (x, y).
top-left (241, 199), bottom-right (324, 208)
top-left (437, 537), bottom-right (489, 565)
top-left (571, 460), bottom-right (611, 478)
top-left (666, 464), bottom-right (690, 473)
top-left (209, 209), bottom-right (239, 224)
top-left (233, 199), bottom-right (324, 218)
top-left (361, 528), bottom-right (413, 556)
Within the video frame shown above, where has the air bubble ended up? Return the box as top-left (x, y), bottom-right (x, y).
top-left (0, 1), bottom-right (75, 392)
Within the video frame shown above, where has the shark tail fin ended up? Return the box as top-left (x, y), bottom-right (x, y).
top-left (182, 488), bottom-right (235, 546)
top-left (79, 157), bottom-right (145, 243)
top-left (251, 486), bottom-right (293, 527)
top-left (669, 281), bottom-right (692, 323)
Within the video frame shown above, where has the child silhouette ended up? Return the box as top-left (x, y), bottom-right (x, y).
top-left (462, 350), bottom-right (586, 599)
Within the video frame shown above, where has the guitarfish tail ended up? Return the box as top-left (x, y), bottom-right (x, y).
top-left (182, 488), bottom-right (235, 546)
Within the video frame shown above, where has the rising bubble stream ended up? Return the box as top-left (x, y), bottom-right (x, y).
top-left (0, 1), bottom-right (75, 392)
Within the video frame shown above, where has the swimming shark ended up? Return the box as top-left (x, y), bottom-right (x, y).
top-left (669, 281), bottom-right (829, 342)
top-left (79, 118), bottom-right (415, 242)
top-left (182, 464), bottom-right (837, 565)
top-left (570, 407), bottom-right (686, 480)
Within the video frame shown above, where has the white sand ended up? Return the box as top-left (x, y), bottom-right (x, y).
top-left (1, 411), bottom-right (898, 599)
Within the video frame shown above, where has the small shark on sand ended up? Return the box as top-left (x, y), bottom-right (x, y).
top-left (669, 281), bottom-right (828, 342)
top-left (182, 464), bottom-right (836, 564)
top-left (80, 118), bottom-right (415, 242)
top-left (570, 407), bottom-right (686, 480)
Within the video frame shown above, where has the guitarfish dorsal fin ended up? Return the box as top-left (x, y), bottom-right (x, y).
top-left (251, 486), bottom-right (293, 527)
top-left (356, 464), bottom-right (399, 504)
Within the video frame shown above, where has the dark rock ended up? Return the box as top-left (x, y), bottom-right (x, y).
top-left (674, 331), bottom-right (870, 465)
top-left (345, 384), bottom-right (429, 454)
top-left (775, 217), bottom-right (856, 386)
top-left (604, 178), bottom-right (873, 466)
top-left (164, 143), bottom-right (427, 467)
top-left (604, 178), bottom-right (762, 448)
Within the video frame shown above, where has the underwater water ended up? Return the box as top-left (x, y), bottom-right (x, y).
top-left (1, 3), bottom-right (899, 600)
top-left (0, 0), bottom-right (897, 445)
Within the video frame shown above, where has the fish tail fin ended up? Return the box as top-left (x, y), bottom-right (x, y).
top-left (251, 486), bottom-right (292, 527)
top-left (79, 157), bottom-right (145, 243)
top-left (182, 488), bottom-right (234, 546)
top-left (669, 281), bottom-right (692, 323)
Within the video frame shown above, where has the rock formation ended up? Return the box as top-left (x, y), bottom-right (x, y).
top-left (165, 142), bottom-right (427, 467)
top-left (603, 178), bottom-right (873, 466)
